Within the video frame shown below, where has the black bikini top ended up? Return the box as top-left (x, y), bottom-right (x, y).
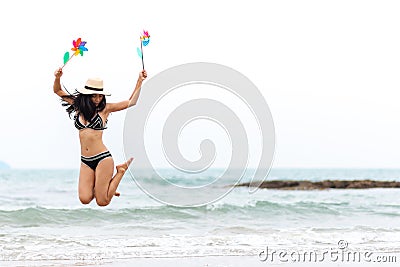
top-left (74, 113), bottom-right (107, 131)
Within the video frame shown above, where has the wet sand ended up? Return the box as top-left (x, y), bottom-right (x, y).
top-left (3, 255), bottom-right (393, 267)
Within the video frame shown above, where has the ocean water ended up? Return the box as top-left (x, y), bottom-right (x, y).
top-left (0, 168), bottom-right (400, 264)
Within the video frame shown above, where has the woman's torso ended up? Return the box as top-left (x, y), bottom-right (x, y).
top-left (75, 111), bottom-right (109, 156)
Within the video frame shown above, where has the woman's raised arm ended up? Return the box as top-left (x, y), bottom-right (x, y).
top-left (106, 70), bottom-right (147, 113)
top-left (53, 67), bottom-right (74, 104)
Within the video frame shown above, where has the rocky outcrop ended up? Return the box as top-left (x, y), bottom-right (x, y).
top-left (235, 180), bottom-right (400, 190)
top-left (0, 161), bottom-right (10, 169)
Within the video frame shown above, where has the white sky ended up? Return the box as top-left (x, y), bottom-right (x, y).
top-left (0, 0), bottom-right (400, 169)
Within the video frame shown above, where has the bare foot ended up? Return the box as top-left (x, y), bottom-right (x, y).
top-left (112, 158), bottom-right (133, 198)
top-left (116, 157), bottom-right (134, 174)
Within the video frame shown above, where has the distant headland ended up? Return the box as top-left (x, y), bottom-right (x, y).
top-left (0, 161), bottom-right (11, 169)
top-left (235, 180), bottom-right (400, 190)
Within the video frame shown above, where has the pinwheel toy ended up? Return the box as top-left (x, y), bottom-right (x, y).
top-left (137, 30), bottom-right (150, 69)
top-left (62, 38), bottom-right (88, 69)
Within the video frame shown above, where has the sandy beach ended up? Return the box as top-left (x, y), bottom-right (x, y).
top-left (4, 255), bottom-right (397, 267)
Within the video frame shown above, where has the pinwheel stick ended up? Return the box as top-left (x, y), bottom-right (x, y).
top-left (140, 40), bottom-right (145, 70)
top-left (62, 54), bottom-right (74, 69)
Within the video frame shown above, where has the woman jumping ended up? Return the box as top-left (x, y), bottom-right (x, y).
top-left (53, 67), bottom-right (147, 206)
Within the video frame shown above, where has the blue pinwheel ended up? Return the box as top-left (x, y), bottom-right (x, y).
top-left (137, 30), bottom-right (150, 70)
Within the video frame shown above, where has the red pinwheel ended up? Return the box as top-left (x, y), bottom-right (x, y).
top-left (62, 37), bottom-right (89, 69)
top-left (71, 38), bottom-right (88, 56)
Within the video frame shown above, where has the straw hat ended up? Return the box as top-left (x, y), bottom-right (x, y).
top-left (77, 78), bottom-right (111, 96)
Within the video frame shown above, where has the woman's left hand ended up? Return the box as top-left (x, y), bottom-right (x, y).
top-left (139, 70), bottom-right (147, 81)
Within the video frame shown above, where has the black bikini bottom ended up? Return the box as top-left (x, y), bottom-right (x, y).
top-left (81, 151), bottom-right (112, 171)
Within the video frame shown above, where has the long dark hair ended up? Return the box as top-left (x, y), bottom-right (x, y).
top-left (61, 88), bottom-right (106, 122)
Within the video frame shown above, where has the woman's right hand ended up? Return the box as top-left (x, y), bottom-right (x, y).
top-left (54, 67), bottom-right (63, 79)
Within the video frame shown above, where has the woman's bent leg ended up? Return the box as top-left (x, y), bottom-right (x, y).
top-left (94, 157), bottom-right (133, 206)
top-left (78, 163), bottom-right (95, 204)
